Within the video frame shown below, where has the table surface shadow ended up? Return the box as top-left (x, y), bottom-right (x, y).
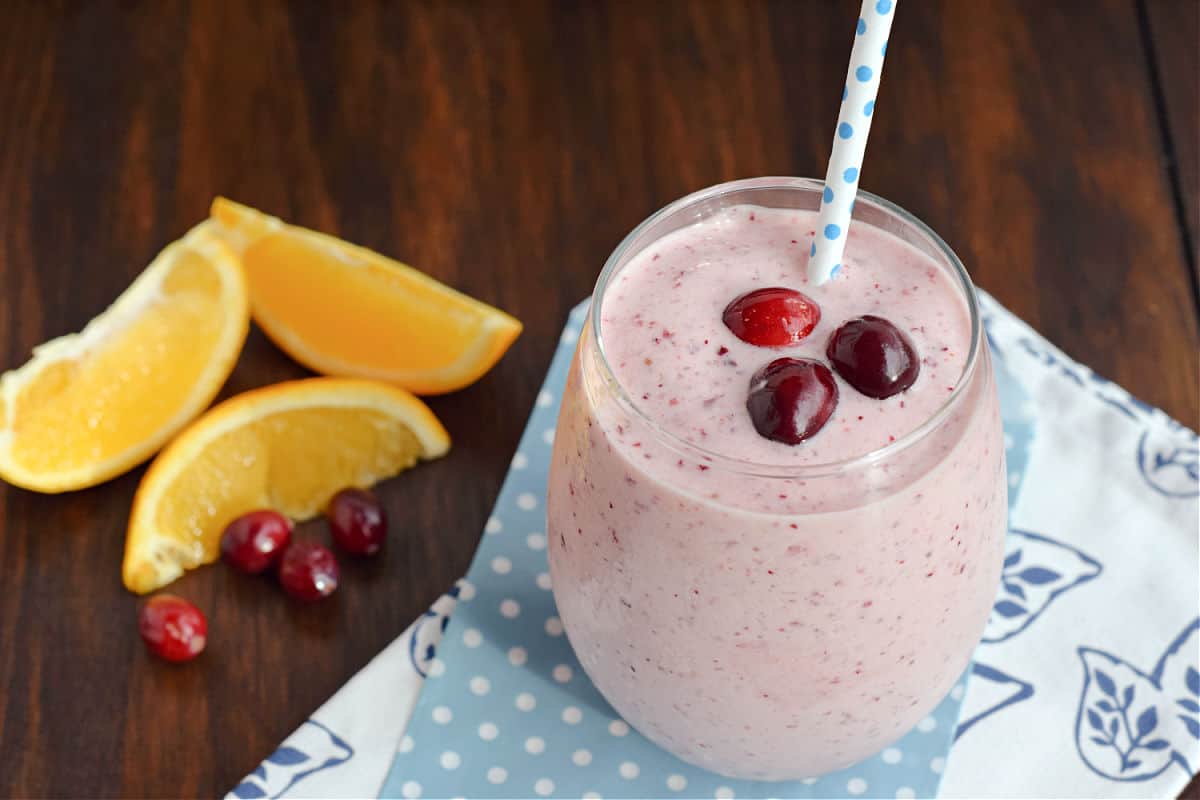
top-left (0, 1), bottom-right (1196, 797)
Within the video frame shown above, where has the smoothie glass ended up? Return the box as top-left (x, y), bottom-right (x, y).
top-left (545, 178), bottom-right (1007, 780)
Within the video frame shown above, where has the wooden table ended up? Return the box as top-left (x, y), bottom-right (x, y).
top-left (1, 1), bottom-right (1196, 796)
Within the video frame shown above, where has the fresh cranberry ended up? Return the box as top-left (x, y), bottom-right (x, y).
top-left (220, 510), bottom-right (293, 573)
top-left (746, 358), bottom-right (838, 444)
top-left (139, 595), bottom-right (207, 663)
top-left (722, 288), bottom-right (820, 348)
top-left (827, 315), bottom-right (920, 398)
top-left (278, 542), bottom-right (340, 601)
top-left (327, 488), bottom-right (387, 556)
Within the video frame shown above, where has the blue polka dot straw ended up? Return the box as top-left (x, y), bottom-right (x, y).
top-left (808, 0), bottom-right (897, 285)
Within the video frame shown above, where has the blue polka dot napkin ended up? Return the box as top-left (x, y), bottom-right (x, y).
top-left (231, 291), bottom-right (1198, 800)
top-left (376, 300), bottom-right (996, 800)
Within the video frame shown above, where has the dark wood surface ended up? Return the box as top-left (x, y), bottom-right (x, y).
top-left (0, 1), bottom-right (1196, 797)
top-left (1145, 0), bottom-right (1199, 278)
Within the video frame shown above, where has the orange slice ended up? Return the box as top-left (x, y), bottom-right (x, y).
top-left (122, 377), bottom-right (450, 593)
top-left (0, 222), bottom-right (249, 493)
top-left (210, 198), bottom-right (523, 395)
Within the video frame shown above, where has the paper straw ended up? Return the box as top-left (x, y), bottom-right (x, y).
top-left (808, 0), bottom-right (897, 285)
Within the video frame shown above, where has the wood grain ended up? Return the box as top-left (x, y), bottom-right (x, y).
top-left (1144, 0), bottom-right (1199, 284)
top-left (0, 1), bottom-right (1195, 796)
top-left (866, 0), bottom-right (1199, 429)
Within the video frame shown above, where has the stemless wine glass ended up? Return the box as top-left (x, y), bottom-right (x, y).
top-left (546, 178), bottom-right (1006, 781)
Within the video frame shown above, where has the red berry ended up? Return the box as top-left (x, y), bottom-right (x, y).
top-left (278, 542), bottom-right (340, 601)
top-left (722, 288), bottom-right (820, 348)
top-left (139, 595), bottom-right (207, 663)
top-left (827, 315), bottom-right (920, 399)
top-left (327, 488), bottom-right (387, 556)
top-left (220, 510), bottom-right (293, 574)
top-left (746, 358), bottom-right (838, 445)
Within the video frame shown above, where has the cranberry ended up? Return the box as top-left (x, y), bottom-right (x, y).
top-left (722, 288), bottom-right (820, 348)
top-left (827, 315), bottom-right (920, 398)
top-left (746, 358), bottom-right (838, 445)
top-left (220, 510), bottom-right (293, 573)
top-left (327, 488), bottom-right (387, 556)
top-left (278, 542), bottom-right (340, 601)
top-left (139, 595), bottom-right (207, 663)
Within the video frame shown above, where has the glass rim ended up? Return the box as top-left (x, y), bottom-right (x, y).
top-left (588, 176), bottom-right (984, 480)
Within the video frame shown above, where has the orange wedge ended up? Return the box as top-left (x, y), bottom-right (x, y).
top-left (209, 198), bottom-right (522, 395)
top-left (122, 377), bottom-right (450, 593)
top-left (0, 222), bottom-right (249, 493)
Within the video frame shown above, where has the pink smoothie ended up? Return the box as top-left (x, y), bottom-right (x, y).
top-left (546, 185), bottom-right (1006, 780)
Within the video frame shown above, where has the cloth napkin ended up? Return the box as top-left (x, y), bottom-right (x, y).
top-left (228, 292), bottom-right (1198, 800)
